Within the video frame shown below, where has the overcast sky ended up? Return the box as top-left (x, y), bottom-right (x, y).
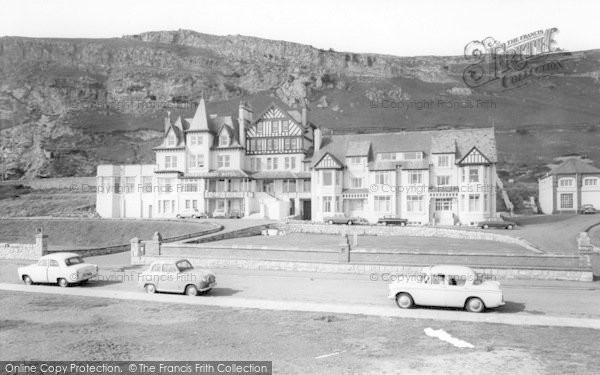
top-left (1, 0), bottom-right (597, 56)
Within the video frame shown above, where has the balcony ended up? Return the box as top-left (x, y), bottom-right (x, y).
top-left (204, 191), bottom-right (254, 199)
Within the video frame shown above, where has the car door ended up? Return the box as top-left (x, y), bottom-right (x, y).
top-left (143, 263), bottom-right (162, 289)
top-left (444, 275), bottom-right (469, 308)
top-left (160, 264), bottom-right (181, 292)
top-left (414, 273), bottom-right (448, 307)
top-left (31, 259), bottom-right (49, 282)
top-left (46, 259), bottom-right (62, 283)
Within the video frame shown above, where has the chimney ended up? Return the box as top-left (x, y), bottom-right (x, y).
top-left (313, 127), bottom-right (322, 152)
top-left (238, 101), bottom-right (252, 149)
top-left (301, 106), bottom-right (307, 127)
top-left (164, 111), bottom-right (171, 134)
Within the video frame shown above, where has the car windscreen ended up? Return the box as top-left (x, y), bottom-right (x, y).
top-left (176, 260), bottom-right (194, 272)
top-left (65, 257), bottom-right (85, 266)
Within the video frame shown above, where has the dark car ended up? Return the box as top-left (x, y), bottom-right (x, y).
top-left (324, 214), bottom-right (365, 225)
top-left (377, 215), bottom-right (408, 226)
top-left (580, 204), bottom-right (597, 214)
top-left (477, 218), bottom-right (516, 230)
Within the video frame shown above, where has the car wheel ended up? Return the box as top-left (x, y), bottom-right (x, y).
top-left (347, 220), bottom-right (353, 225)
top-left (395, 293), bottom-right (414, 309)
top-left (506, 224), bottom-right (514, 230)
top-left (381, 221), bottom-right (387, 226)
top-left (57, 278), bottom-right (69, 288)
top-left (401, 222), bottom-right (407, 227)
top-left (482, 224), bottom-right (489, 229)
top-left (22, 275), bottom-right (33, 285)
top-left (145, 284), bottom-right (156, 294)
top-left (328, 220), bottom-right (334, 225)
top-left (465, 297), bottom-right (485, 313)
top-left (176, 214), bottom-right (182, 219)
top-left (185, 285), bottom-right (198, 296)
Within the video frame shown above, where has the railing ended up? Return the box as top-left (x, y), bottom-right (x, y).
top-left (204, 191), bottom-right (254, 198)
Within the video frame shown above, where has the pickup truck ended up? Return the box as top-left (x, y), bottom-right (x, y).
top-left (377, 215), bottom-right (408, 226)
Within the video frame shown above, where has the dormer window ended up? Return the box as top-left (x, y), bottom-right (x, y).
top-left (167, 133), bottom-right (176, 146)
top-left (219, 131), bottom-right (230, 147)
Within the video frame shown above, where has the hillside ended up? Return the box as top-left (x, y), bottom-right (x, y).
top-left (1, 29), bottom-right (600, 183)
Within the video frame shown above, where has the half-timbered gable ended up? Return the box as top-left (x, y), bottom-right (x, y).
top-left (246, 103), bottom-right (306, 155)
top-left (457, 147), bottom-right (491, 165)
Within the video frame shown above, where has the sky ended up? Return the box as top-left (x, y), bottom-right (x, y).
top-left (0, 0), bottom-right (598, 56)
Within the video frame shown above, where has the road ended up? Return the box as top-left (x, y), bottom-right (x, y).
top-left (2, 255), bottom-right (600, 323)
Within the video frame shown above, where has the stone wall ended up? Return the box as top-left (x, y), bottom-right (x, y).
top-left (0, 232), bottom-right (47, 260)
top-left (278, 222), bottom-right (541, 252)
top-left (0, 177), bottom-right (96, 190)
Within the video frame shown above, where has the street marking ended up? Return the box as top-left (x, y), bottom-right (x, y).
top-left (315, 351), bottom-right (345, 359)
top-left (424, 328), bottom-right (474, 348)
top-left (1, 283), bottom-right (600, 330)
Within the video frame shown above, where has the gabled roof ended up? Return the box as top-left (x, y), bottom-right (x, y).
top-left (188, 97), bottom-right (210, 131)
top-left (550, 158), bottom-right (600, 175)
top-left (311, 127), bottom-right (497, 169)
top-left (314, 152), bottom-right (344, 169)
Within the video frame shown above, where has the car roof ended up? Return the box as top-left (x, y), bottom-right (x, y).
top-left (424, 265), bottom-right (477, 276)
top-left (150, 259), bottom-right (189, 265)
top-left (40, 252), bottom-right (82, 260)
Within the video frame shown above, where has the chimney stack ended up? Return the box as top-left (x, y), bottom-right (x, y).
top-left (238, 101), bottom-right (252, 148)
top-left (313, 127), bottom-right (322, 152)
top-left (301, 106), bottom-right (307, 127)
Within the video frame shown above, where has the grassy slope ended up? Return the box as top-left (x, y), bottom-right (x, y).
top-left (0, 219), bottom-right (212, 247)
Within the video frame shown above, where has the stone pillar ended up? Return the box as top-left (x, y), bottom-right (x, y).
top-left (130, 237), bottom-right (142, 258)
top-left (339, 233), bottom-right (350, 263)
top-left (144, 232), bottom-right (162, 256)
top-left (578, 232), bottom-right (600, 278)
top-left (35, 228), bottom-right (48, 257)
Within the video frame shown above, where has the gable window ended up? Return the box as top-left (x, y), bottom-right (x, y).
top-left (267, 139), bottom-right (273, 151)
top-left (250, 139), bottom-right (257, 151)
top-left (559, 178), bottom-right (574, 187)
top-left (584, 178), bottom-right (599, 186)
top-left (469, 167), bottom-right (479, 183)
top-left (219, 131), bottom-right (230, 147)
top-left (217, 155), bottom-right (230, 168)
top-left (282, 121), bottom-right (289, 133)
top-left (256, 122), bottom-right (263, 133)
top-left (284, 139), bottom-right (291, 150)
top-left (560, 193), bottom-right (574, 209)
top-left (167, 133), bottom-right (176, 146)
top-left (272, 121), bottom-right (280, 134)
top-left (437, 155), bottom-right (450, 167)
top-left (437, 175), bottom-right (450, 186)
top-left (375, 171), bottom-right (389, 185)
top-left (290, 138), bottom-right (297, 149)
top-left (272, 139), bottom-right (279, 151)
top-left (409, 171), bottom-right (422, 184)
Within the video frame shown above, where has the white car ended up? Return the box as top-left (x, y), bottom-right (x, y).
top-left (175, 208), bottom-right (208, 219)
top-left (18, 253), bottom-right (99, 287)
top-left (137, 259), bottom-right (216, 296)
top-left (388, 265), bottom-right (505, 313)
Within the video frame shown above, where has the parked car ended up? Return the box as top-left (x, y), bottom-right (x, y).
top-left (18, 252), bottom-right (99, 287)
top-left (580, 204), bottom-right (597, 214)
top-left (377, 215), bottom-right (408, 226)
top-left (477, 217), bottom-right (516, 230)
top-left (388, 265), bottom-right (505, 313)
top-left (138, 259), bottom-right (216, 296)
top-left (324, 213), bottom-right (365, 225)
top-left (212, 209), bottom-right (241, 219)
top-left (175, 208), bottom-right (209, 219)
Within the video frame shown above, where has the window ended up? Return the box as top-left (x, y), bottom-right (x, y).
top-left (219, 131), bottom-right (230, 147)
top-left (435, 198), bottom-right (453, 211)
top-left (162, 264), bottom-right (178, 273)
top-left (379, 153), bottom-right (396, 161)
top-left (409, 171), bottom-right (422, 185)
top-left (284, 138), bottom-right (291, 150)
top-left (184, 183), bottom-right (198, 192)
top-left (559, 178), bottom-right (574, 187)
top-left (190, 135), bottom-right (202, 146)
top-left (469, 167), bottom-right (479, 183)
top-left (185, 200), bottom-right (191, 209)
top-left (431, 274), bottom-right (445, 285)
top-left (584, 178), bottom-right (598, 186)
top-left (188, 155), bottom-right (196, 169)
top-left (375, 172), bottom-right (389, 185)
top-left (164, 156), bottom-right (178, 169)
top-left (323, 171), bottom-right (333, 186)
top-left (407, 195), bottom-right (424, 212)
top-left (469, 194), bottom-right (480, 211)
top-left (285, 157), bottom-right (296, 170)
top-left (256, 122), bottom-right (263, 133)
top-left (38, 259), bottom-right (48, 267)
top-left (272, 121), bottom-right (280, 134)
top-left (349, 199), bottom-right (364, 211)
top-left (448, 275), bottom-right (466, 286)
top-left (437, 175), bottom-right (450, 186)
top-left (290, 138), bottom-right (297, 149)
top-left (217, 155), bottom-right (230, 168)
top-left (273, 157), bottom-right (279, 170)
top-left (282, 121), bottom-right (289, 133)
top-left (374, 196), bottom-right (391, 212)
top-left (125, 177), bottom-right (135, 193)
top-left (323, 196), bottom-right (332, 212)
top-left (267, 158), bottom-right (272, 170)
top-left (349, 157), bottom-right (362, 164)
top-left (437, 155), bottom-right (450, 167)
top-left (273, 139), bottom-right (279, 151)
top-left (167, 133), bottom-right (176, 146)
top-left (560, 193), bottom-right (574, 209)
top-left (267, 139), bottom-right (273, 151)
top-left (49, 260), bottom-right (59, 267)
top-left (192, 200), bottom-right (197, 209)
top-left (351, 178), bottom-right (363, 188)
top-left (283, 179), bottom-right (296, 193)
top-left (285, 157), bottom-right (290, 169)
top-left (250, 158), bottom-right (256, 171)
top-left (142, 176), bottom-right (152, 193)
top-left (404, 152), bottom-right (422, 160)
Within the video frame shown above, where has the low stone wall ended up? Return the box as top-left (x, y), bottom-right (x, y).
top-left (0, 233), bottom-right (47, 260)
top-left (0, 177), bottom-right (96, 190)
top-left (184, 224), bottom-right (273, 244)
top-left (132, 256), bottom-right (593, 282)
top-left (278, 222), bottom-right (541, 252)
